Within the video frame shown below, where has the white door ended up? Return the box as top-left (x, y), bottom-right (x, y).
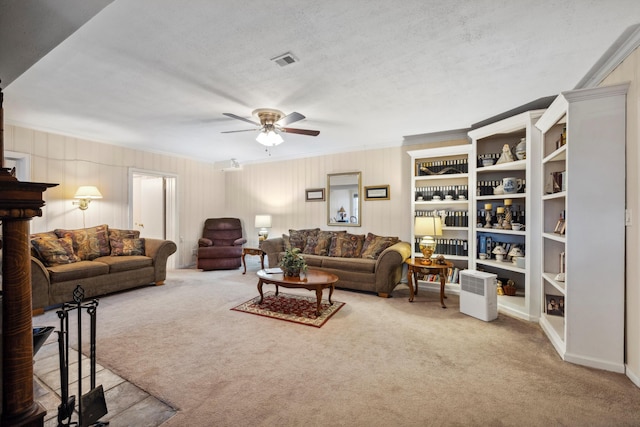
top-left (130, 170), bottom-right (178, 268)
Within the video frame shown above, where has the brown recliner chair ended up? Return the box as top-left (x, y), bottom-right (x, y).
top-left (197, 218), bottom-right (247, 271)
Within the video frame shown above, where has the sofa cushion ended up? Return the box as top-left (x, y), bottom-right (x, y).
top-left (55, 224), bottom-right (111, 260)
top-left (110, 237), bottom-right (145, 256)
top-left (46, 260), bottom-right (110, 282)
top-left (303, 230), bottom-right (344, 256)
top-left (329, 233), bottom-right (365, 258)
top-left (360, 233), bottom-right (400, 260)
top-left (31, 231), bottom-right (59, 241)
top-left (94, 255), bottom-right (152, 273)
top-left (322, 256), bottom-right (376, 273)
top-left (289, 228), bottom-right (320, 250)
top-left (108, 229), bottom-right (141, 254)
top-left (300, 254), bottom-right (325, 267)
top-left (31, 236), bottom-right (80, 266)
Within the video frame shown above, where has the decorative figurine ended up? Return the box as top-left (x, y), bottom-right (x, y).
top-left (496, 143), bottom-right (515, 164)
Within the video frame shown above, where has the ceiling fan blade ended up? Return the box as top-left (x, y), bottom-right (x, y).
top-left (276, 112), bottom-right (305, 127)
top-left (223, 113), bottom-right (261, 126)
top-left (281, 127), bottom-right (320, 136)
top-left (221, 128), bottom-right (258, 134)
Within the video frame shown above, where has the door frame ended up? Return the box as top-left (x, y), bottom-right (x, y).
top-left (128, 168), bottom-right (178, 267)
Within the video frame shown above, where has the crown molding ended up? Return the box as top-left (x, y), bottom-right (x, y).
top-left (575, 23), bottom-right (640, 89)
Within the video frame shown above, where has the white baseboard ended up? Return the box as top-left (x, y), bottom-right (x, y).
top-left (626, 364), bottom-right (640, 388)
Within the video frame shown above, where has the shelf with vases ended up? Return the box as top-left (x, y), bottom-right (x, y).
top-left (477, 228), bottom-right (526, 236)
top-left (476, 194), bottom-right (526, 201)
top-left (476, 258), bottom-right (525, 273)
top-left (476, 159), bottom-right (527, 172)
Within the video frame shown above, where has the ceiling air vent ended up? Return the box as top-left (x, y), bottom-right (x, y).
top-left (271, 52), bottom-right (298, 67)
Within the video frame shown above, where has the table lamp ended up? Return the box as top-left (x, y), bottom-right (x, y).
top-left (414, 216), bottom-right (442, 265)
top-left (255, 214), bottom-right (272, 242)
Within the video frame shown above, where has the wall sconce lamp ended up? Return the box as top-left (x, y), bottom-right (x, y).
top-left (255, 214), bottom-right (272, 242)
top-left (73, 186), bottom-right (103, 210)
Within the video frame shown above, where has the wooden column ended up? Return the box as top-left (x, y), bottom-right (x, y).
top-left (0, 83), bottom-right (57, 426)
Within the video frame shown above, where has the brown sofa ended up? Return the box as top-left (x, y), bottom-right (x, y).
top-left (197, 218), bottom-right (247, 270)
top-left (261, 229), bottom-right (411, 297)
top-left (30, 225), bottom-right (177, 313)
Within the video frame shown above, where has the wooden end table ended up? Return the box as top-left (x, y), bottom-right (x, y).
top-left (405, 258), bottom-right (454, 308)
top-left (242, 247), bottom-right (265, 274)
top-left (256, 269), bottom-right (339, 315)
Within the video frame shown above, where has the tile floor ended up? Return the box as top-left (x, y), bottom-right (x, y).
top-left (33, 337), bottom-right (176, 426)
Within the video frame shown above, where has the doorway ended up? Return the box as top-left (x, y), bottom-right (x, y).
top-left (129, 169), bottom-right (178, 268)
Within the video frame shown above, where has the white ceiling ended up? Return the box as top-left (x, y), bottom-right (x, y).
top-left (3, 1), bottom-right (640, 165)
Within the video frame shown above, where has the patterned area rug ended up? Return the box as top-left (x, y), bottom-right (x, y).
top-left (231, 291), bottom-right (345, 328)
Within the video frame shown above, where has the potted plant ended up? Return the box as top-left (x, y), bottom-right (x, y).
top-left (279, 247), bottom-right (308, 277)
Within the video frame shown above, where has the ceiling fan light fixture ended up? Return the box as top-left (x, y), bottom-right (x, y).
top-left (256, 130), bottom-right (284, 146)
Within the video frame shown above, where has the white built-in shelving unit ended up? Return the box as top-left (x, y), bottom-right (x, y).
top-left (535, 83), bottom-right (628, 372)
top-left (408, 145), bottom-right (473, 293)
top-left (468, 110), bottom-right (544, 321)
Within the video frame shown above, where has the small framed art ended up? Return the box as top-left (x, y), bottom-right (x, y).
top-left (305, 188), bottom-right (325, 202)
top-left (364, 185), bottom-right (390, 201)
top-left (545, 294), bottom-right (565, 317)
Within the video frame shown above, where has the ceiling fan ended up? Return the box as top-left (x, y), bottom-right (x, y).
top-left (222, 108), bottom-right (320, 146)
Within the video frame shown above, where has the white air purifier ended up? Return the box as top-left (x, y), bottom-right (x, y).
top-left (459, 270), bottom-right (498, 321)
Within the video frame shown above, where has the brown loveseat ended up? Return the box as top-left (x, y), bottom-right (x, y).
top-left (197, 218), bottom-right (247, 271)
top-left (261, 229), bottom-right (411, 297)
top-left (30, 225), bottom-right (177, 313)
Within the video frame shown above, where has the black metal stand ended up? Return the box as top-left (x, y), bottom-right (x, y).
top-left (56, 285), bottom-right (108, 427)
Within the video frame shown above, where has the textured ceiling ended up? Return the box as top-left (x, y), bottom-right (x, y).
top-left (2, 1), bottom-right (640, 165)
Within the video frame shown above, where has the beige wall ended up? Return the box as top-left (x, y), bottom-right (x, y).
top-left (225, 146), bottom-right (411, 246)
top-left (601, 46), bottom-right (640, 385)
top-left (3, 124), bottom-right (226, 268)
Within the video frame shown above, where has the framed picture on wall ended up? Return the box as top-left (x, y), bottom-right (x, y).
top-left (364, 185), bottom-right (390, 201)
top-left (305, 188), bottom-right (325, 201)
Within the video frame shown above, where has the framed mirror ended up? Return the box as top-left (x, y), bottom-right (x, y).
top-left (327, 172), bottom-right (361, 227)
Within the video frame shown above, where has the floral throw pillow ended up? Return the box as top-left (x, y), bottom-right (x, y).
top-left (110, 237), bottom-right (145, 256)
top-left (31, 236), bottom-right (80, 266)
top-left (329, 233), bottom-right (366, 258)
top-left (55, 224), bottom-right (110, 260)
top-left (108, 229), bottom-right (142, 256)
top-left (289, 228), bottom-right (320, 251)
top-left (360, 233), bottom-right (399, 259)
top-left (303, 230), bottom-right (343, 256)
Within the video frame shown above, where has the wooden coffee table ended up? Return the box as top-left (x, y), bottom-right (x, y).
top-left (256, 268), bottom-right (339, 315)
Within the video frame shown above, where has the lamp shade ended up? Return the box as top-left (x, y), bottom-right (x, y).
top-left (255, 214), bottom-right (272, 228)
top-left (74, 186), bottom-right (103, 199)
top-left (414, 216), bottom-right (442, 236)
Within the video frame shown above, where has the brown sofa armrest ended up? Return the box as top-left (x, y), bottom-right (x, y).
top-left (234, 237), bottom-right (248, 246)
top-left (144, 238), bottom-right (177, 283)
top-left (31, 256), bottom-right (50, 312)
top-left (374, 241), bottom-right (412, 295)
top-left (199, 238), bottom-right (213, 247)
top-left (261, 237), bottom-right (284, 268)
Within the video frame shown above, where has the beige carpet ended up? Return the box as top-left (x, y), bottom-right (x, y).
top-left (33, 263), bottom-right (640, 426)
